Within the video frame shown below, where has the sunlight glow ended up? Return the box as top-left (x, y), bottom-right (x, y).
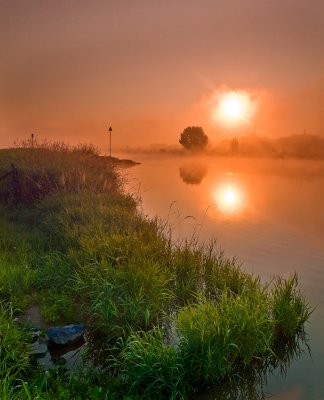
top-left (221, 96), bottom-right (245, 120)
top-left (214, 180), bottom-right (245, 215)
top-left (212, 90), bottom-right (257, 127)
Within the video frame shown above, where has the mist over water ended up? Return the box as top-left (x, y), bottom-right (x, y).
top-left (122, 153), bottom-right (324, 399)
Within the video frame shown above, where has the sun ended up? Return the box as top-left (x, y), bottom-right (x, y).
top-left (220, 95), bottom-right (245, 120)
top-left (212, 90), bottom-right (256, 127)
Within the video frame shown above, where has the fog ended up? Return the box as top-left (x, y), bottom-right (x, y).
top-left (1, 1), bottom-right (324, 149)
top-left (123, 153), bottom-right (324, 242)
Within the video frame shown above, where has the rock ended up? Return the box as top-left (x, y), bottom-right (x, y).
top-left (30, 329), bottom-right (43, 342)
top-left (51, 355), bottom-right (67, 366)
top-left (28, 342), bottom-right (48, 356)
top-left (47, 324), bottom-right (86, 345)
top-left (61, 345), bottom-right (85, 372)
top-left (36, 352), bottom-right (56, 370)
top-left (17, 305), bottom-right (47, 329)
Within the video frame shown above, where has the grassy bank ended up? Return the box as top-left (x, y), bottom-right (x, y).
top-left (0, 143), bottom-right (312, 399)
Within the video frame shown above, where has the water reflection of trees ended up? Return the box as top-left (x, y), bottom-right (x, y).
top-left (194, 332), bottom-right (310, 400)
top-left (179, 163), bottom-right (207, 185)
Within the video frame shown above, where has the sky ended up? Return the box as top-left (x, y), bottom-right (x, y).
top-left (1, 0), bottom-right (324, 150)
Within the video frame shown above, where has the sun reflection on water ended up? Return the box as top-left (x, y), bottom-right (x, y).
top-left (213, 176), bottom-right (245, 215)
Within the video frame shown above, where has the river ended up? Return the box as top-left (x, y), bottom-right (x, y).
top-left (120, 153), bottom-right (324, 400)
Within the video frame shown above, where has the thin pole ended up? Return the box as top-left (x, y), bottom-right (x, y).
top-left (109, 126), bottom-right (112, 157)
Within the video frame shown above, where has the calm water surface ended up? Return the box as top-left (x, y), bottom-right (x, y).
top-left (121, 153), bottom-right (324, 400)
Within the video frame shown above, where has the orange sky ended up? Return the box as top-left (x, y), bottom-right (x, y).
top-left (1, 0), bottom-right (324, 150)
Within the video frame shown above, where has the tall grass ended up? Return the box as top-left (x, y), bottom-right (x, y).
top-left (176, 290), bottom-right (273, 386)
top-left (0, 142), bottom-right (118, 205)
top-left (116, 328), bottom-right (187, 399)
top-left (0, 302), bottom-right (30, 398)
top-left (13, 136), bottom-right (100, 156)
top-left (271, 273), bottom-right (313, 337)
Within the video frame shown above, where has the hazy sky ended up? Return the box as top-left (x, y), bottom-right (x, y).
top-left (1, 0), bottom-right (324, 150)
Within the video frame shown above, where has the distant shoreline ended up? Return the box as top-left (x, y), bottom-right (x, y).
top-left (99, 155), bottom-right (140, 168)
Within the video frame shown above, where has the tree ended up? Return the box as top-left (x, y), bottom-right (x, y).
top-left (179, 126), bottom-right (208, 152)
top-left (230, 137), bottom-right (239, 154)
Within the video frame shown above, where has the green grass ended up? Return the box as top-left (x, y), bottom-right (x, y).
top-left (271, 273), bottom-right (312, 337)
top-left (0, 302), bottom-right (31, 399)
top-left (116, 328), bottom-right (187, 399)
top-left (0, 142), bottom-right (312, 399)
top-left (176, 290), bottom-right (273, 385)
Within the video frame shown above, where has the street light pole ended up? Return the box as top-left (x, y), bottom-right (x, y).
top-left (108, 126), bottom-right (112, 157)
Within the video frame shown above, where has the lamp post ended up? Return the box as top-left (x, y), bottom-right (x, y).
top-left (108, 126), bottom-right (112, 157)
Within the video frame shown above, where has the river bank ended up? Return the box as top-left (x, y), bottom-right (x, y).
top-left (0, 144), bottom-right (311, 399)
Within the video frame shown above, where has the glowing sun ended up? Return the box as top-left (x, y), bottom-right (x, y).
top-left (212, 90), bottom-right (256, 127)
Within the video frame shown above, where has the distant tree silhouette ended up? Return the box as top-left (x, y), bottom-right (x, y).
top-left (230, 137), bottom-right (239, 154)
top-left (179, 126), bottom-right (208, 152)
